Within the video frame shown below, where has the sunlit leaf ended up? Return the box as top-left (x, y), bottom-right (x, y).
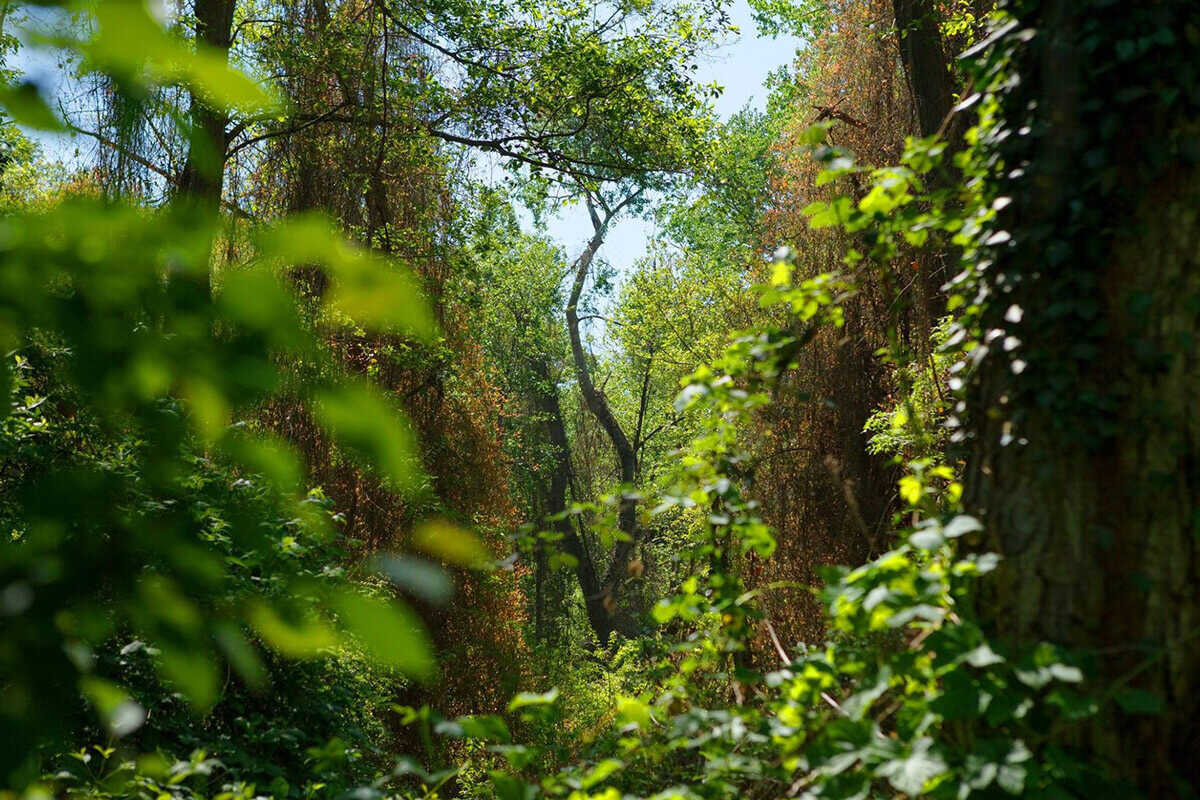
top-left (411, 519), bottom-right (492, 568)
top-left (248, 601), bottom-right (338, 658)
top-left (314, 382), bottom-right (420, 492)
top-left (331, 589), bottom-right (434, 681)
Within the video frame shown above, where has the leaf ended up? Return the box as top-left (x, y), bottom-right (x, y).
top-left (489, 745), bottom-right (543, 771)
top-left (878, 738), bottom-right (946, 796)
top-left (581, 758), bottom-right (623, 789)
top-left (508, 688), bottom-right (560, 712)
top-left (453, 714), bottom-right (511, 743)
top-left (411, 519), bottom-right (492, 569)
top-left (0, 81), bottom-right (65, 130)
top-left (158, 644), bottom-right (219, 711)
top-left (326, 253), bottom-right (435, 339)
top-left (221, 432), bottom-right (304, 495)
top-left (909, 527), bottom-right (945, 550)
top-left (964, 644), bottom-right (1005, 668)
top-left (1115, 688), bottom-right (1165, 715)
top-left (80, 678), bottom-right (146, 738)
top-left (259, 216), bottom-right (434, 338)
top-left (943, 515), bottom-right (984, 539)
top-left (247, 601), bottom-right (338, 658)
top-left (315, 382), bottom-right (420, 492)
top-left (616, 695), bottom-right (654, 728)
top-left (85, 1), bottom-right (276, 113)
top-left (332, 590), bottom-right (434, 681)
top-left (218, 268), bottom-right (308, 352)
top-left (214, 622), bottom-right (267, 690)
top-left (899, 475), bottom-right (923, 506)
top-left (1046, 663), bottom-right (1083, 684)
top-left (375, 554), bottom-right (454, 605)
top-left (489, 772), bottom-right (537, 800)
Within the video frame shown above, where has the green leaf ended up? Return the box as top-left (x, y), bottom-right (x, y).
top-left (508, 688), bottom-right (560, 712)
top-left (248, 601), bottom-right (339, 658)
top-left (80, 678), bottom-right (146, 738)
top-left (580, 758), bottom-right (623, 789)
top-left (463, 714), bottom-right (512, 743)
top-left (332, 589), bottom-right (434, 681)
top-left (489, 772), bottom-right (537, 800)
top-left (315, 382), bottom-right (420, 492)
top-left (1115, 688), bottom-right (1165, 715)
top-left (258, 215), bottom-right (434, 338)
top-left (878, 738), bottom-right (946, 796)
top-left (221, 432), bottom-right (305, 495)
top-left (490, 745), bottom-right (543, 771)
top-left (218, 268), bottom-right (308, 352)
top-left (326, 253), bottom-right (435, 339)
top-left (213, 623), bottom-right (267, 691)
top-left (0, 81), bottom-right (65, 131)
top-left (158, 644), bottom-right (220, 712)
top-left (411, 519), bottom-right (493, 568)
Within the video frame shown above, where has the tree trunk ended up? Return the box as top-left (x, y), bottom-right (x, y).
top-left (892, 0), bottom-right (956, 140)
top-left (178, 0), bottom-right (237, 211)
top-left (960, 1), bottom-right (1200, 791)
top-left (563, 193), bottom-right (643, 640)
top-left (892, 0), bottom-right (962, 319)
top-left (531, 357), bottom-right (619, 643)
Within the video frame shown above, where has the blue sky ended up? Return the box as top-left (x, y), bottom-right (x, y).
top-left (542, 0), bottom-right (802, 273)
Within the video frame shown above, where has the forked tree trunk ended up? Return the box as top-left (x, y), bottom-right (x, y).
top-left (961, 1), bottom-right (1200, 791)
top-left (562, 191), bottom-right (644, 642)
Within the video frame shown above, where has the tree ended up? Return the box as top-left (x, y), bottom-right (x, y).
top-left (957, 1), bottom-right (1200, 791)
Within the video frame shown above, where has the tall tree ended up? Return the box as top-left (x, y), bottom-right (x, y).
top-left (959, 1), bottom-right (1200, 791)
top-left (177, 0), bottom-right (237, 211)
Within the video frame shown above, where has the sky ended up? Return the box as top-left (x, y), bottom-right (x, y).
top-left (541, 0), bottom-right (803, 274)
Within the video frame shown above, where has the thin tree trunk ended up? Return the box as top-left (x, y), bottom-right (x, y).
top-left (531, 357), bottom-right (615, 642)
top-left (563, 191), bottom-right (643, 641)
top-left (892, 0), bottom-right (956, 141)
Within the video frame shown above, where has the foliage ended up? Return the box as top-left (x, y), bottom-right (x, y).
top-left (0, 3), bottom-right (455, 790)
top-left (1, 0), bottom-right (1194, 799)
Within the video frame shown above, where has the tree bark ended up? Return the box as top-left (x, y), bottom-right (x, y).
top-left (563, 192), bottom-right (643, 641)
top-left (178, 0), bottom-right (237, 212)
top-left (961, 1), bottom-right (1200, 791)
top-left (892, 0), bottom-right (956, 141)
top-left (532, 358), bottom-right (617, 643)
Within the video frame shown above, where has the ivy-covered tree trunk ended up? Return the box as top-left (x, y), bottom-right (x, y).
top-left (961, 1), bottom-right (1200, 791)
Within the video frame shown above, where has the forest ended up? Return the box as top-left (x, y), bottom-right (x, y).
top-left (1, 0), bottom-right (1198, 797)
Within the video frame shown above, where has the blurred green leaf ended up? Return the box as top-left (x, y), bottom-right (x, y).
top-left (259, 215), bottom-right (434, 338)
top-left (314, 382), bottom-right (420, 492)
top-left (331, 589), bottom-right (434, 681)
top-left (0, 81), bottom-right (65, 131)
top-left (80, 678), bottom-right (146, 738)
top-left (247, 601), bottom-right (339, 658)
top-left (507, 688), bottom-right (560, 712)
top-left (412, 519), bottom-right (492, 568)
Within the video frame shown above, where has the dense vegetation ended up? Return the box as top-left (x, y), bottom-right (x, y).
top-left (1, 1), bottom-right (1197, 798)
